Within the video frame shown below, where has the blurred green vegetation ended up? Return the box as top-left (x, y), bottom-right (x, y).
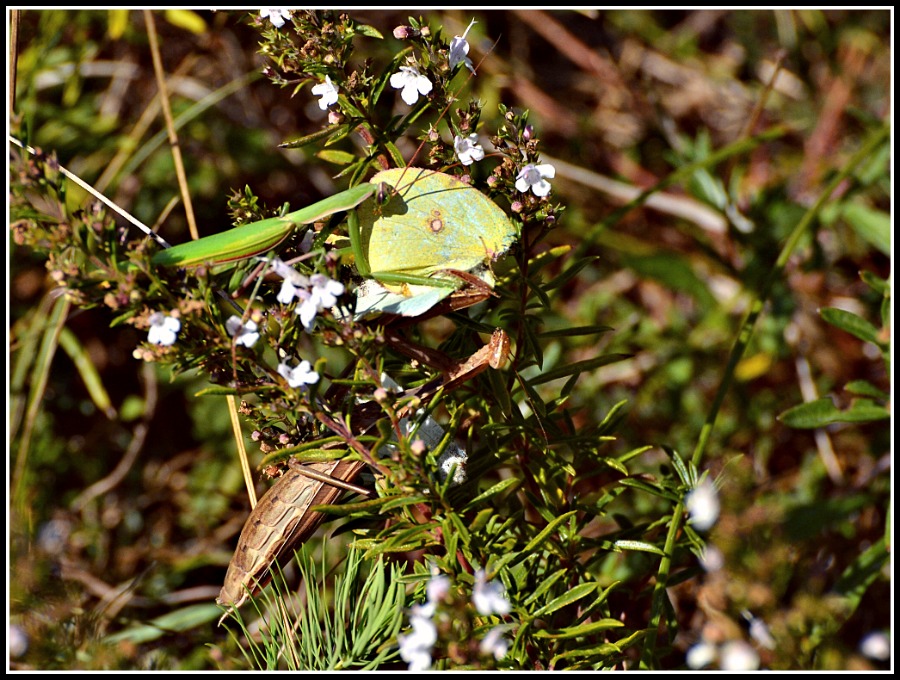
top-left (8, 9), bottom-right (891, 670)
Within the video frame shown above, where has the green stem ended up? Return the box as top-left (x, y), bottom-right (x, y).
top-left (639, 121), bottom-right (889, 668)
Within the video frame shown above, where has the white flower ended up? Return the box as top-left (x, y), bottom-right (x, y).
top-left (454, 133), bottom-right (485, 166)
top-left (685, 641), bottom-right (718, 669)
top-left (718, 640), bottom-right (760, 671)
top-left (292, 273), bottom-right (345, 331)
top-left (515, 162), bottom-right (556, 197)
top-left (437, 448), bottom-right (468, 485)
top-left (449, 19), bottom-right (477, 73)
top-left (746, 614), bottom-right (776, 650)
top-left (260, 9), bottom-right (291, 28)
top-left (472, 570), bottom-right (511, 616)
top-left (265, 257), bottom-right (310, 305)
top-left (859, 631), bottom-right (891, 661)
top-left (390, 66), bottom-right (433, 106)
top-left (9, 624), bottom-right (29, 659)
top-left (147, 311), bottom-right (181, 346)
top-left (311, 75), bottom-right (339, 110)
top-left (309, 273), bottom-right (345, 309)
top-left (479, 626), bottom-right (509, 660)
top-left (226, 315), bottom-right (259, 348)
top-left (277, 359), bottom-right (319, 389)
top-left (698, 544), bottom-right (724, 572)
top-left (426, 574), bottom-right (451, 605)
top-left (685, 477), bottom-right (720, 532)
top-left (398, 606), bottom-right (438, 671)
top-left (295, 290), bottom-right (319, 331)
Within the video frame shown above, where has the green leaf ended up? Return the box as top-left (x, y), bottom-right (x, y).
top-left (355, 23), bottom-right (384, 39)
top-left (523, 510), bottom-right (578, 553)
top-left (57, 327), bottom-right (116, 419)
top-left (832, 538), bottom-right (889, 601)
top-left (860, 270), bottom-right (890, 296)
top-left (317, 149), bottom-right (357, 166)
top-left (107, 9), bottom-right (129, 39)
top-left (532, 581), bottom-right (598, 617)
top-left (622, 252), bottom-right (716, 309)
top-left (538, 325), bottom-right (614, 338)
top-left (819, 307), bottom-right (883, 347)
top-left (104, 604), bottom-right (222, 644)
top-left (612, 540), bottom-right (666, 556)
top-left (534, 618), bottom-right (625, 638)
top-left (550, 629), bottom-right (646, 665)
top-left (841, 202), bottom-right (890, 255)
top-left (522, 568), bottom-right (568, 607)
top-left (596, 399), bottom-right (629, 436)
top-left (543, 256), bottom-right (599, 291)
top-left (527, 354), bottom-right (630, 387)
top-left (164, 9), bottom-right (207, 34)
top-left (464, 477), bottom-right (521, 510)
top-left (280, 124), bottom-right (349, 149)
top-left (844, 380), bottom-right (889, 400)
top-left (617, 477), bottom-right (680, 502)
top-left (779, 396), bottom-right (890, 428)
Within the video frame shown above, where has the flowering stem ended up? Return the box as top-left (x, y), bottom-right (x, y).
top-left (638, 120), bottom-right (889, 669)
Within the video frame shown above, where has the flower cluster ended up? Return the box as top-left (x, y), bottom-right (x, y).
top-left (268, 257), bottom-right (345, 332)
top-left (397, 569), bottom-right (512, 670)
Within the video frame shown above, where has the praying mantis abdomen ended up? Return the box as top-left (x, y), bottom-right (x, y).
top-left (216, 459), bottom-right (364, 615)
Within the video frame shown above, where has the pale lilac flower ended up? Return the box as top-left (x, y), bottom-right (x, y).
top-left (311, 76), bottom-right (339, 110)
top-left (277, 359), bottom-right (319, 389)
top-left (260, 9), bottom-right (292, 28)
top-left (479, 626), bottom-right (509, 660)
top-left (454, 133), bottom-right (485, 166)
top-left (515, 163), bottom-right (556, 197)
top-left (147, 311), bottom-right (181, 346)
top-left (685, 477), bottom-right (720, 532)
top-left (390, 66), bottom-right (433, 106)
top-left (449, 19), bottom-right (477, 73)
top-left (226, 315), bottom-right (259, 348)
top-left (472, 570), bottom-right (511, 616)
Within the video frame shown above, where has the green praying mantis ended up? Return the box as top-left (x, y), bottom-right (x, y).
top-left (150, 166), bottom-right (519, 315)
top-left (150, 181), bottom-right (377, 268)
